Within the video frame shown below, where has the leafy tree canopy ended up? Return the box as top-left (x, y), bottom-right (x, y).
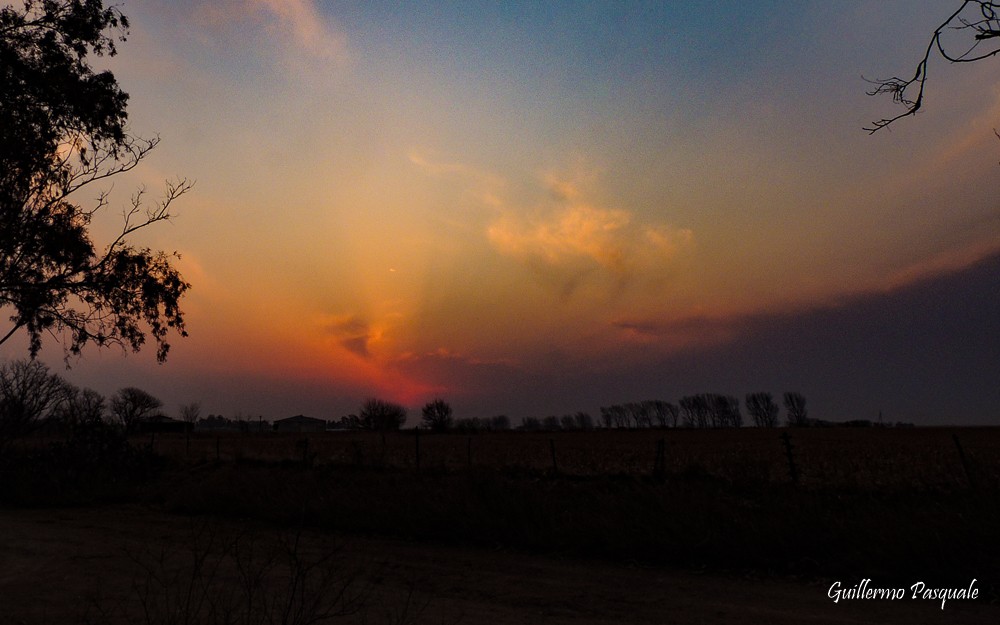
top-left (0, 0), bottom-right (191, 362)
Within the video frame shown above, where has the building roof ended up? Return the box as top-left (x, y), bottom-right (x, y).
top-left (274, 414), bottom-right (326, 424)
top-left (145, 414), bottom-right (180, 423)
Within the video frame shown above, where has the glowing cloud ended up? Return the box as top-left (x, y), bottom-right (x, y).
top-left (488, 176), bottom-right (694, 298)
top-left (193, 0), bottom-right (348, 63)
top-left (324, 315), bottom-right (374, 358)
top-left (254, 0), bottom-right (346, 60)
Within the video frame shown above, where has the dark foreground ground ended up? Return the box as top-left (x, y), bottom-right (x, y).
top-left (1, 504), bottom-right (996, 625)
top-left (2, 427), bottom-right (997, 624)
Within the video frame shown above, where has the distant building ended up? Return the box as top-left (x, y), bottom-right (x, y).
top-left (137, 415), bottom-right (193, 434)
top-left (273, 414), bottom-right (327, 433)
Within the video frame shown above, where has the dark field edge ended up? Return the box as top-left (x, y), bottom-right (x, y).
top-left (2, 447), bottom-right (995, 602)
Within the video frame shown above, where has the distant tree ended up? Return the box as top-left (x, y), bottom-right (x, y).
top-left (615, 404), bottom-right (629, 428)
top-left (678, 396), bottom-right (697, 428)
top-left (628, 402), bottom-right (653, 428)
top-left (707, 394), bottom-right (724, 428)
top-left (454, 417), bottom-right (484, 433)
top-left (420, 399), bottom-right (453, 432)
top-left (179, 402), bottom-right (201, 424)
top-left (0, 359), bottom-right (69, 454)
top-left (679, 395), bottom-right (711, 428)
top-left (783, 392), bottom-right (809, 427)
top-left (664, 402), bottom-right (680, 427)
top-left (559, 414), bottom-right (577, 430)
top-left (573, 411), bottom-right (594, 430)
top-left (542, 415), bottom-right (562, 431)
top-left (110, 386), bottom-right (163, 433)
top-left (520, 416), bottom-right (543, 431)
top-left (704, 394), bottom-right (742, 428)
top-left (715, 394), bottom-right (743, 428)
top-left (197, 414), bottom-right (247, 431)
top-left (728, 395), bottom-right (743, 427)
top-left (866, 1), bottom-right (1000, 132)
top-left (606, 404), bottom-right (629, 428)
top-left (58, 385), bottom-right (106, 424)
top-left (359, 397), bottom-right (407, 431)
top-left (490, 415), bottom-right (511, 431)
top-left (333, 414), bottom-right (361, 430)
top-left (619, 404), bottom-right (634, 428)
top-left (745, 392), bottom-right (779, 428)
top-left (0, 1), bottom-right (192, 362)
top-left (643, 400), bottom-right (668, 428)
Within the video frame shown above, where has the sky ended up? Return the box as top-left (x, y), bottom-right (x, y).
top-left (4, 1), bottom-right (1000, 424)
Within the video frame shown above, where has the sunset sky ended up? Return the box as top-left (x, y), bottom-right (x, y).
top-left (5, 1), bottom-right (1000, 424)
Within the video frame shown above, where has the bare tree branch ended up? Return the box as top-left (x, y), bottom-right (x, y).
top-left (866, 1), bottom-right (1000, 132)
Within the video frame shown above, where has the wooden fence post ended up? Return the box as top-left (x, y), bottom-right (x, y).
top-left (549, 438), bottom-right (558, 474)
top-left (467, 436), bottom-right (472, 468)
top-left (216, 436), bottom-right (221, 462)
top-left (780, 432), bottom-right (799, 484)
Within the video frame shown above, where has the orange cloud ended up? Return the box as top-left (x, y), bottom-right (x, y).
top-left (324, 314), bottom-right (373, 357)
top-left (488, 182), bottom-right (693, 298)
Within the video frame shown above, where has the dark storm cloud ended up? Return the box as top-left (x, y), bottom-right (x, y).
top-left (463, 251), bottom-right (1000, 425)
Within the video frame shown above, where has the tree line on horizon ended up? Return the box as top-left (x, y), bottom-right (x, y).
top-left (1, 357), bottom-right (915, 453)
top-left (406, 392), bottom-right (810, 433)
top-left (336, 392), bottom-right (812, 433)
top-left (0, 358), bottom-right (181, 456)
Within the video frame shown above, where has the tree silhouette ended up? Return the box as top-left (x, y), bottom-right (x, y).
top-left (783, 392), bottom-right (809, 427)
top-left (643, 400), bottom-right (679, 428)
top-left (110, 386), bottom-right (163, 433)
top-left (679, 395), bottom-right (711, 428)
top-left (572, 412), bottom-right (594, 430)
top-left (598, 405), bottom-right (620, 428)
top-left (58, 385), bottom-right (106, 424)
top-left (715, 394), bottom-right (743, 428)
top-left (359, 397), bottom-right (407, 431)
top-left (0, 1), bottom-right (191, 361)
top-left (0, 359), bottom-right (68, 454)
top-left (179, 402), bottom-right (201, 424)
top-left (745, 392), bottom-right (779, 428)
top-left (867, 1), bottom-right (1000, 132)
top-left (420, 398), bottom-right (453, 432)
